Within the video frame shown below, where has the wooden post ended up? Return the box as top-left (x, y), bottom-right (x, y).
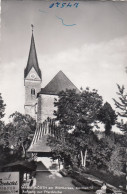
top-left (126, 148), bottom-right (127, 191)
top-left (19, 171), bottom-right (22, 194)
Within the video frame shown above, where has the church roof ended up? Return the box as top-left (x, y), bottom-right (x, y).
top-left (40, 71), bottom-right (79, 95)
top-left (24, 33), bottom-right (42, 79)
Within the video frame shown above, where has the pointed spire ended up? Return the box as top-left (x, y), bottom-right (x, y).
top-left (24, 26), bottom-right (42, 79)
top-left (31, 24), bottom-right (34, 33)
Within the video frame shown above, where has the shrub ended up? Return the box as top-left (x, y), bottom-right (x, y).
top-left (72, 179), bottom-right (83, 187)
top-left (70, 171), bottom-right (93, 187)
top-left (72, 179), bottom-right (94, 191)
top-left (85, 168), bottom-right (126, 190)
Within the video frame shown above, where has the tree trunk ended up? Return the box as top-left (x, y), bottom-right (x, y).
top-left (22, 143), bottom-right (26, 159)
top-left (81, 149), bottom-right (87, 167)
top-left (81, 150), bottom-right (84, 166)
top-left (84, 149), bottom-right (87, 167)
top-left (58, 158), bottom-right (60, 170)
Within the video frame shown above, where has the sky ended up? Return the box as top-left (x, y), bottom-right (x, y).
top-left (1, 0), bottom-right (127, 131)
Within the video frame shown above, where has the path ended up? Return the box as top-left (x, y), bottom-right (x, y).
top-left (35, 161), bottom-right (95, 194)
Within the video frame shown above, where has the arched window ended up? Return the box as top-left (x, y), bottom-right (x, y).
top-left (31, 88), bottom-right (35, 95)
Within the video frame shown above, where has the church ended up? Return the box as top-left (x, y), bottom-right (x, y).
top-left (24, 31), bottom-right (79, 124)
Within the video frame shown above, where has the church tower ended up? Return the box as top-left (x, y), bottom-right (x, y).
top-left (24, 28), bottom-right (42, 119)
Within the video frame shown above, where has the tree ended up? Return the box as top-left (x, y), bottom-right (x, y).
top-left (0, 93), bottom-right (6, 132)
top-left (49, 88), bottom-right (103, 168)
top-left (97, 102), bottom-right (117, 135)
top-left (48, 88), bottom-right (123, 172)
top-left (107, 144), bottom-right (124, 175)
top-left (48, 131), bottom-right (76, 168)
top-left (113, 84), bottom-right (127, 133)
top-left (88, 134), bottom-right (116, 169)
top-left (113, 85), bottom-right (127, 176)
top-left (54, 88), bottom-right (103, 132)
top-left (0, 94), bottom-right (9, 166)
top-left (0, 93), bottom-right (6, 120)
top-left (2, 112), bottom-right (36, 160)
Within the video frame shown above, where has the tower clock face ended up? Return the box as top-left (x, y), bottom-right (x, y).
top-left (30, 73), bottom-right (36, 79)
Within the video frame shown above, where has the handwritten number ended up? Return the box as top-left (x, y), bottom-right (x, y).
top-left (56, 2), bottom-right (61, 7)
top-left (49, 2), bottom-right (79, 8)
top-left (49, 3), bottom-right (54, 8)
top-left (66, 3), bottom-right (72, 8)
top-left (74, 3), bottom-right (79, 8)
top-left (61, 3), bottom-right (66, 8)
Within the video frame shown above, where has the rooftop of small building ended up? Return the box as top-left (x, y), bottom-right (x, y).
top-left (28, 134), bottom-right (51, 153)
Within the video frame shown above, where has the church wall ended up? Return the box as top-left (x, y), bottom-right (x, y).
top-left (25, 80), bottom-right (41, 105)
top-left (37, 95), bottom-right (42, 123)
top-left (37, 94), bottom-right (58, 123)
top-left (25, 105), bottom-right (37, 120)
top-left (24, 75), bottom-right (41, 120)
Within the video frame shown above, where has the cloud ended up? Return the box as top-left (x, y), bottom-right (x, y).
top-left (1, 35), bottom-right (127, 123)
top-left (0, 58), bottom-right (25, 122)
top-left (39, 35), bottom-right (127, 84)
top-left (38, 35), bottom-right (127, 107)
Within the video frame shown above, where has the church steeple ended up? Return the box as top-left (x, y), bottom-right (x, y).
top-left (24, 26), bottom-right (42, 119)
top-left (24, 28), bottom-right (42, 79)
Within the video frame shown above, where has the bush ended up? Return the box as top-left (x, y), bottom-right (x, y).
top-left (72, 179), bottom-right (94, 191)
top-left (72, 179), bottom-right (83, 187)
top-left (70, 171), bottom-right (93, 187)
top-left (85, 168), bottom-right (126, 190)
top-left (70, 169), bottom-right (123, 193)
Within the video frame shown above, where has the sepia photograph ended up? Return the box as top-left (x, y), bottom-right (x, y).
top-left (0, 0), bottom-right (127, 193)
